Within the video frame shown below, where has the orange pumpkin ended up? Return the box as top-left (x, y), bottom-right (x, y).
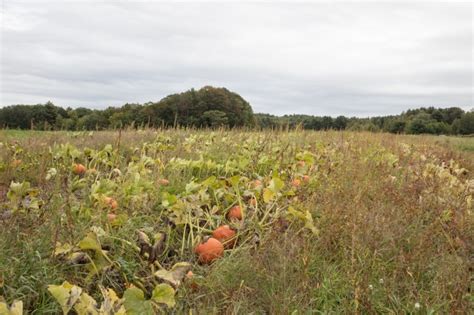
top-left (104, 197), bottom-right (118, 210)
top-left (291, 179), bottom-right (301, 187)
top-left (227, 205), bottom-right (242, 220)
top-left (212, 225), bottom-right (236, 247)
top-left (252, 179), bottom-right (263, 188)
top-left (73, 163), bottom-right (86, 175)
top-left (158, 178), bottom-right (170, 186)
top-left (10, 159), bottom-right (22, 168)
top-left (195, 238), bottom-right (224, 263)
top-left (107, 212), bottom-right (117, 222)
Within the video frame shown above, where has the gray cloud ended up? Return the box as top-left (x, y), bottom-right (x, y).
top-left (1, 1), bottom-right (472, 116)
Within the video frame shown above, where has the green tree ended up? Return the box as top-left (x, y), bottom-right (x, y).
top-left (457, 111), bottom-right (474, 135)
top-left (200, 110), bottom-right (229, 127)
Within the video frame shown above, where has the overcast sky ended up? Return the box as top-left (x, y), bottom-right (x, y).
top-left (1, 1), bottom-right (472, 116)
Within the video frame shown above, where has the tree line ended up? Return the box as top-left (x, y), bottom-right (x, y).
top-left (255, 107), bottom-right (474, 135)
top-left (0, 86), bottom-right (472, 135)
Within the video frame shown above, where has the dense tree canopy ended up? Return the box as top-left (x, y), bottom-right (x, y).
top-left (0, 88), bottom-right (472, 135)
top-left (254, 107), bottom-right (473, 135)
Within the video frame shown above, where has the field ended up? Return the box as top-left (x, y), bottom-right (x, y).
top-left (0, 129), bottom-right (473, 314)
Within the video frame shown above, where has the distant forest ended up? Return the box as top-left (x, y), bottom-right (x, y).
top-left (0, 86), bottom-right (473, 135)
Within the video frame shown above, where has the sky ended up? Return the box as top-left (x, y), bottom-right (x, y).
top-left (0, 1), bottom-right (473, 117)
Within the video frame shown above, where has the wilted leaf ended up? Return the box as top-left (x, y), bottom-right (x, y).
top-left (99, 287), bottom-right (125, 314)
top-left (154, 262), bottom-right (192, 287)
top-left (74, 292), bottom-right (98, 315)
top-left (54, 242), bottom-right (74, 257)
top-left (0, 300), bottom-right (23, 315)
top-left (48, 281), bottom-right (83, 314)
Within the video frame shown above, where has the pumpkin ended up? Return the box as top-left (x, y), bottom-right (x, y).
top-left (252, 179), bottom-right (263, 188)
top-left (10, 159), bottom-right (22, 168)
top-left (158, 178), bottom-right (170, 186)
top-left (107, 213), bottom-right (117, 222)
top-left (195, 238), bottom-right (224, 263)
top-left (302, 175), bottom-right (310, 183)
top-left (291, 179), bottom-right (301, 187)
top-left (227, 205), bottom-right (242, 220)
top-left (212, 225), bottom-right (236, 247)
top-left (73, 163), bottom-right (86, 175)
top-left (104, 196), bottom-right (118, 210)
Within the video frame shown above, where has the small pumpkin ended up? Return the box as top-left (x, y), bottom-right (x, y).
top-left (73, 163), bottom-right (86, 175)
top-left (252, 179), bottom-right (263, 189)
top-left (104, 196), bottom-right (118, 210)
top-left (212, 225), bottom-right (236, 248)
top-left (10, 159), bottom-right (22, 168)
top-left (107, 212), bottom-right (117, 222)
top-left (158, 178), bottom-right (170, 186)
top-left (227, 205), bottom-right (242, 220)
top-left (291, 179), bottom-right (301, 187)
top-left (195, 237), bottom-right (224, 263)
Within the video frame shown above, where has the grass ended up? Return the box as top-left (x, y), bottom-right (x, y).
top-left (0, 129), bottom-right (472, 314)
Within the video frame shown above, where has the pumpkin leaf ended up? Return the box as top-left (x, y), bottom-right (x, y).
top-left (287, 206), bottom-right (319, 236)
top-left (152, 283), bottom-right (176, 308)
top-left (54, 242), bottom-right (74, 257)
top-left (99, 287), bottom-right (126, 314)
top-left (78, 232), bottom-right (101, 252)
top-left (154, 262), bottom-right (192, 287)
top-left (263, 188), bottom-right (275, 203)
top-left (48, 281), bottom-right (83, 314)
top-left (0, 300), bottom-right (23, 315)
top-left (123, 287), bottom-right (153, 315)
top-left (268, 177), bottom-right (284, 193)
top-left (74, 292), bottom-right (98, 315)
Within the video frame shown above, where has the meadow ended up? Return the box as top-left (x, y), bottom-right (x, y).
top-left (0, 129), bottom-right (472, 314)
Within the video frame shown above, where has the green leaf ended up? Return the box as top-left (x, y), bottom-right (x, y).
top-left (161, 192), bottom-right (177, 207)
top-left (152, 284), bottom-right (176, 308)
top-left (78, 232), bottom-right (101, 252)
top-left (185, 181), bottom-right (200, 194)
top-left (287, 206), bottom-right (319, 236)
top-left (123, 287), bottom-right (153, 315)
top-left (263, 188), bottom-right (275, 203)
top-left (48, 281), bottom-right (83, 314)
top-left (268, 177), bottom-right (284, 193)
top-left (229, 175), bottom-right (241, 187)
